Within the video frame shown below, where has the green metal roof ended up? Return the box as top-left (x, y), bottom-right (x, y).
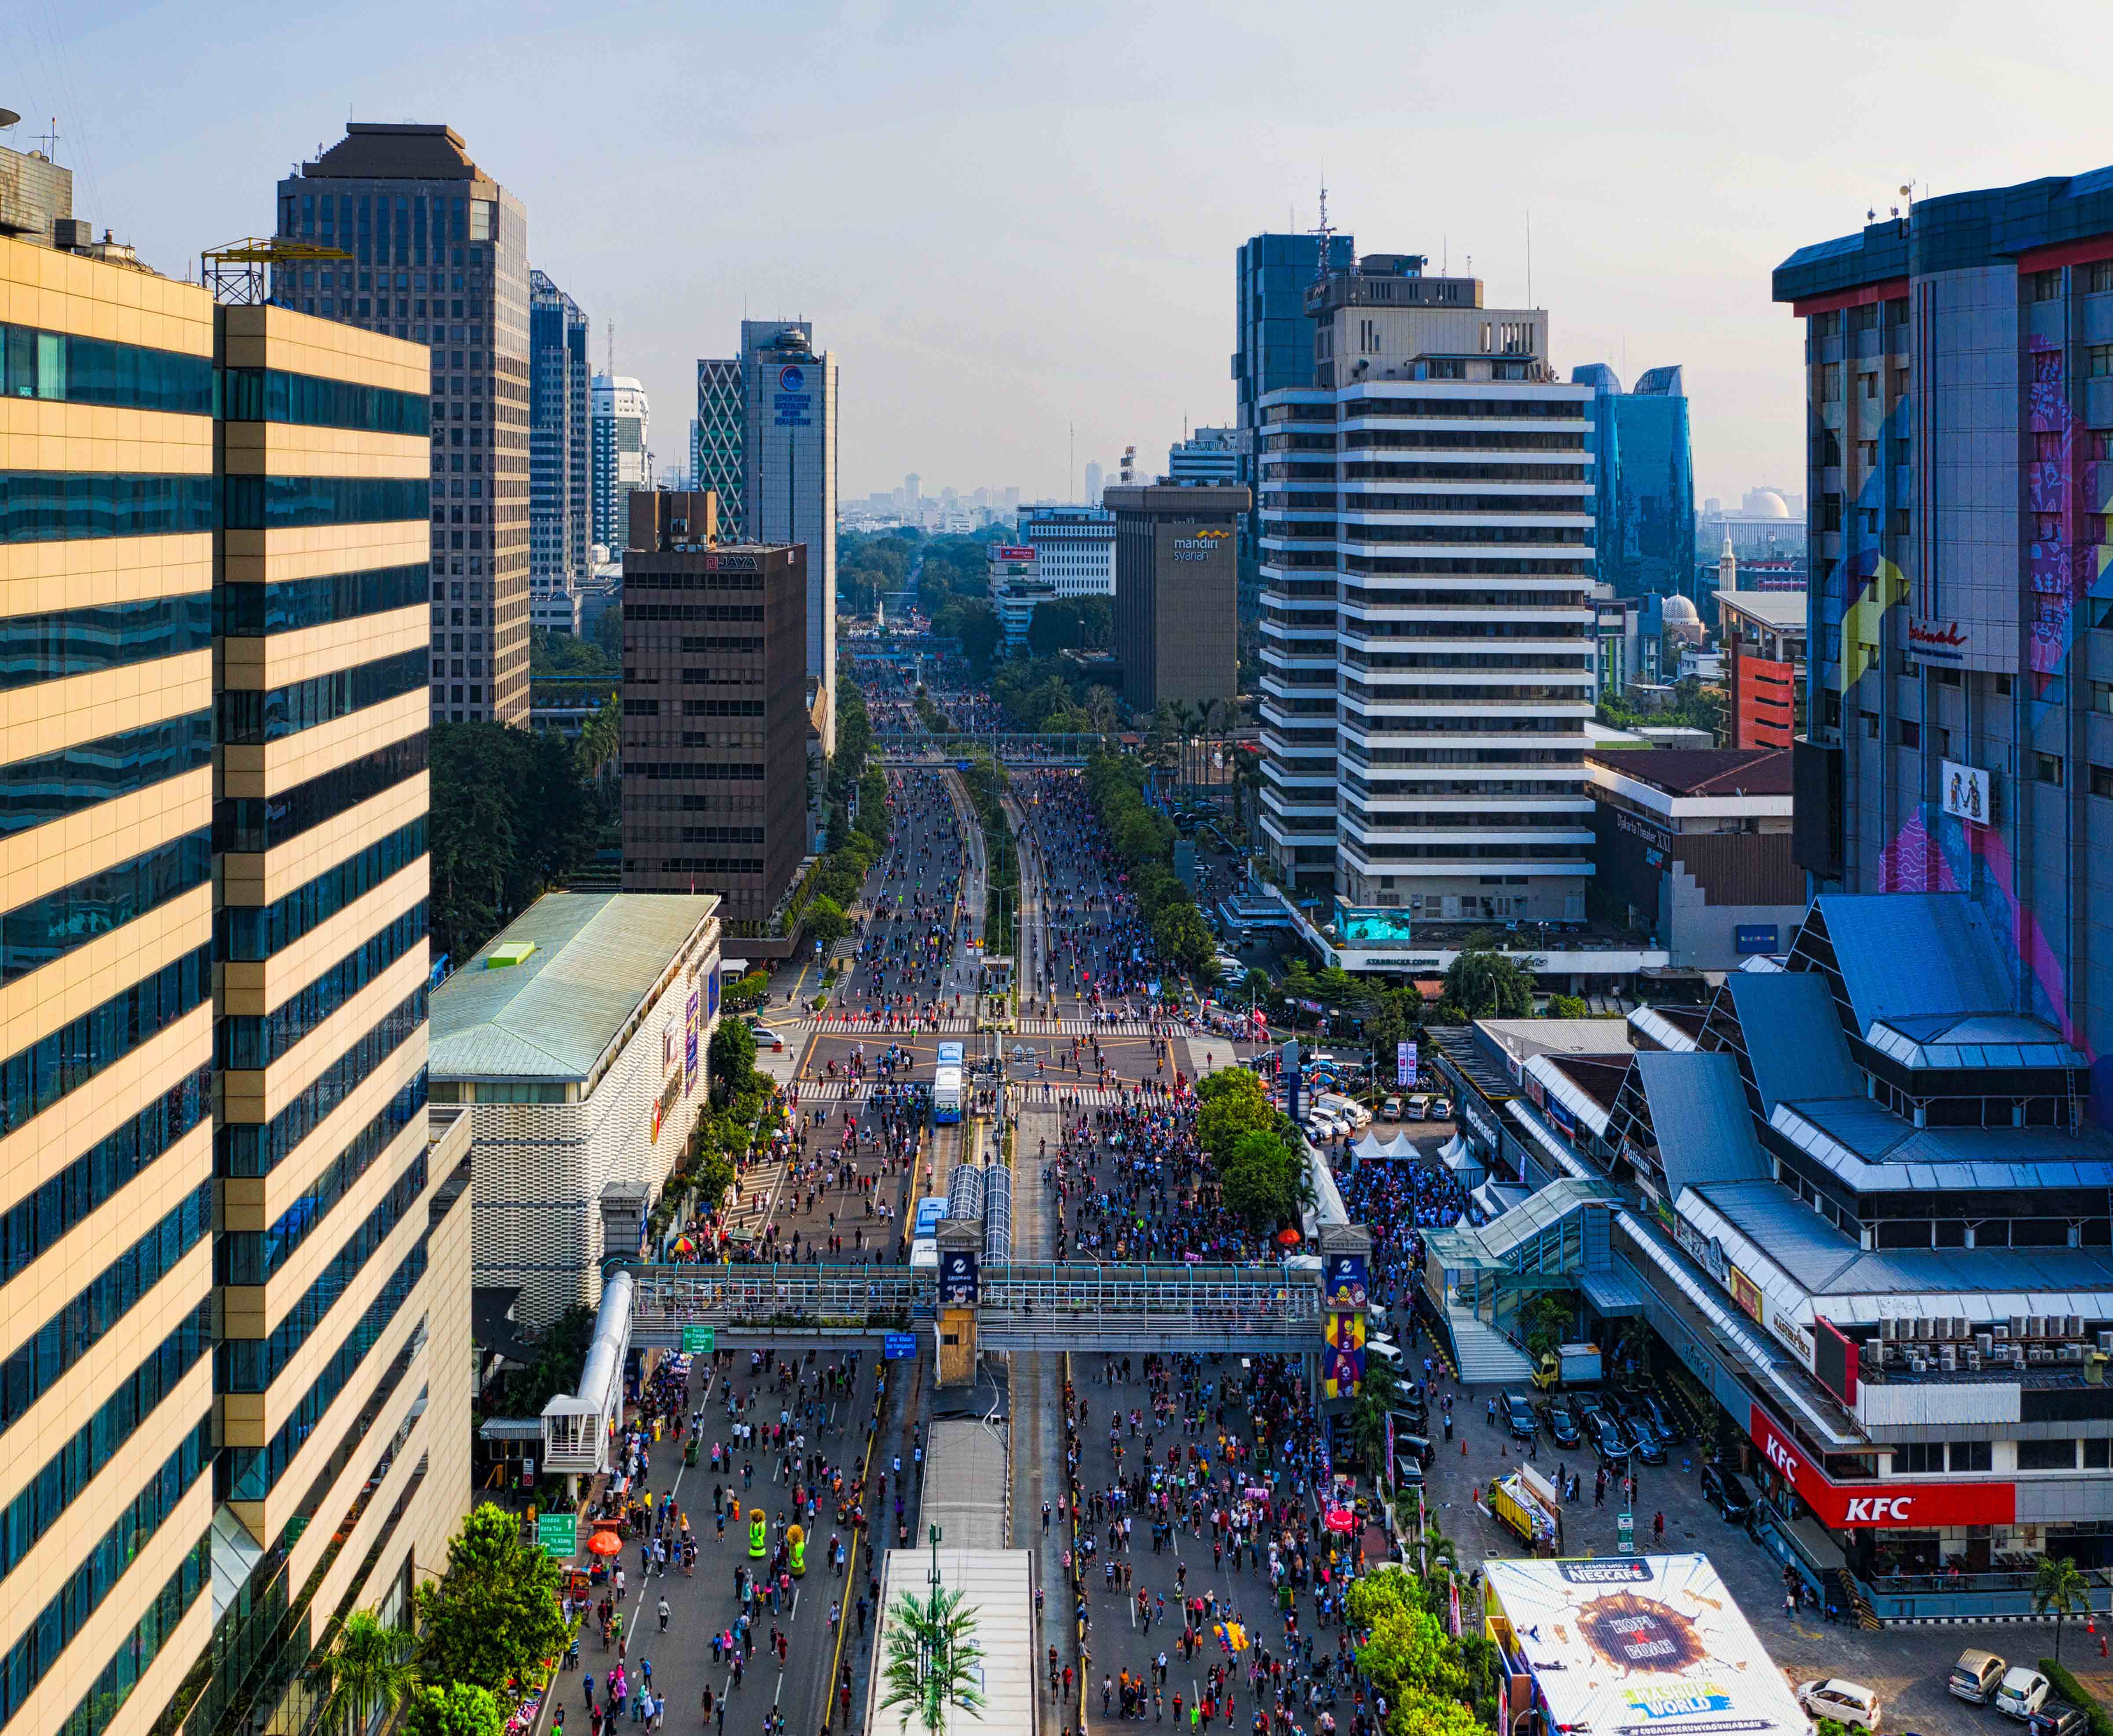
top-left (430, 891), bottom-right (718, 1084)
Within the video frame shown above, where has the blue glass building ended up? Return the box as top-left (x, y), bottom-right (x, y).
top-left (1233, 231), bottom-right (1355, 620)
top-left (1572, 362), bottom-right (1696, 599)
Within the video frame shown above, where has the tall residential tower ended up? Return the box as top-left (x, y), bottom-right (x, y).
top-left (272, 121), bottom-right (532, 725)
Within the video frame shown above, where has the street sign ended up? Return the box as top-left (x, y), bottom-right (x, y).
top-left (538, 1513), bottom-right (577, 1560)
top-left (682, 1325), bottom-right (716, 1353)
top-left (1617, 1511), bottom-right (1634, 1554)
top-left (884, 1331), bottom-right (917, 1359)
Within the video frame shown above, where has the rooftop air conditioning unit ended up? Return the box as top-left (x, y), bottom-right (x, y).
top-left (1939, 1345), bottom-right (1959, 1372)
top-left (1880, 1317), bottom-right (1899, 1342)
top-left (1967, 1348), bottom-right (1984, 1372)
top-left (1976, 1332), bottom-right (1994, 1356)
top-left (2070, 1314), bottom-right (2087, 1338)
top-left (2098, 1330), bottom-right (2113, 1353)
top-left (2029, 1315), bottom-right (2047, 1340)
top-left (2010, 1315), bottom-right (2029, 1339)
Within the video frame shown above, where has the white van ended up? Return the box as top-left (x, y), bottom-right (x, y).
top-left (1365, 1336), bottom-right (1405, 1374)
top-left (1404, 1094), bottom-right (1433, 1121)
top-left (1799, 1680), bottom-right (1882, 1731)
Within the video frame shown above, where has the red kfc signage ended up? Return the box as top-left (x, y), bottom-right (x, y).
top-left (1748, 1404), bottom-right (2014, 1528)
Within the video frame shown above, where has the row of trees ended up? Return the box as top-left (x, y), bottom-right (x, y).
top-left (1345, 1565), bottom-right (1499, 1736)
top-left (430, 721), bottom-right (609, 967)
top-left (1081, 752), bottom-right (1217, 980)
top-left (994, 657), bottom-right (1119, 736)
top-left (1194, 1068), bottom-right (1308, 1229)
top-left (840, 529), bottom-right (914, 616)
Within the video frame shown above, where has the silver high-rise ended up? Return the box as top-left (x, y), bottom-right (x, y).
top-left (742, 320), bottom-right (837, 754)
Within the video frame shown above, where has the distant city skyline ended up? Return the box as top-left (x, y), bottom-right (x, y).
top-left (24, 2), bottom-right (2113, 505)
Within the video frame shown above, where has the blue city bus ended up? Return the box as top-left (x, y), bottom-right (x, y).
top-left (933, 1040), bottom-right (965, 1123)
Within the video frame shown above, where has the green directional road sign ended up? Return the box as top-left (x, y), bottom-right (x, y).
top-left (682, 1325), bottom-right (715, 1353)
top-left (538, 1513), bottom-right (577, 1560)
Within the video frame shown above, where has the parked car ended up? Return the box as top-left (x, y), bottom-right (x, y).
top-left (1948, 1651), bottom-right (2007, 1706)
top-left (1404, 1094), bottom-right (1433, 1121)
top-left (1589, 1413), bottom-right (1630, 1465)
top-left (2031, 1703), bottom-right (2088, 1736)
top-left (1630, 1392), bottom-right (1682, 1443)
top-left (1366, 1336), bottom-right (1405, 1374)
top-left (1429, 1097), bottom-right (1453, 1120)
top-left (1573, 1390), bottom-right (1609, 1428)
top-left (1623, 1417), bottom-right (1667, 1464)
top-left (1392, 1451), bottom-right (1426, 1490)
top-left (1394, 1433), bottom-right (1436, 1468)
top-left (1996, 1668), bottom-right (2051, 1721)
top-left (1503, 1392), bottom-right (1538, 1440)
top-left (1381, 1095), bottom-right (1403, 1122)
top-left (1698, 1463), bottom-right (1755, 1523)
top-left (1798, 1680), bottom-right (1881, 1732)
top-left (1540, 1398), bottom-right (1582, 1448)
top-left (745, 1020), bottom-right (786, 1052)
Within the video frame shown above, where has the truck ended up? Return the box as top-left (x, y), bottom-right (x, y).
top-left (1532, 1341), bottom-right (1605, 1390)
top-left (1488, 1466), bottom-right (1563, 1554)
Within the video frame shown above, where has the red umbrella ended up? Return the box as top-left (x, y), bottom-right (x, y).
top-left (1277, 1228), bottom-right (1302, 1247)
top-left (586, 1525), bottom-right (624, 1557)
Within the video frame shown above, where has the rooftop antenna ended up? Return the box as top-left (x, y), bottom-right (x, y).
top-left (606, 318), bottom-right (614, 379)
top-left (1310, 178), bottom-right (1335, 282)
top-left (1526, 209), bottom-right (1533, 307)
top-left (35, 116), bottom-right (58, 159)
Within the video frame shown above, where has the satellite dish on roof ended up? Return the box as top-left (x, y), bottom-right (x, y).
top-left (0, 110), bottom-right (21, 132)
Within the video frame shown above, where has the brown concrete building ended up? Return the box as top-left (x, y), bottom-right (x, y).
top-left (1105, 482), bottom-right (1247, 716)
top-left (620, 492), bottom-right (808, 924)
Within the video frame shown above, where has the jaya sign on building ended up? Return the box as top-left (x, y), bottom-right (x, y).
top-left (1747, 1404), bottom-right (2014, 1527)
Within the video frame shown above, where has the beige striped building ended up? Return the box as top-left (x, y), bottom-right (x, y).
top-left (0, 211), bottom-right (468, 1736)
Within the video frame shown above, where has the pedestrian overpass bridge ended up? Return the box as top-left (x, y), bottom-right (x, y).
top-left (872, 731), bottom-right (1100, 766)
top-left (620, 1258), bottom-right (1330, 1353)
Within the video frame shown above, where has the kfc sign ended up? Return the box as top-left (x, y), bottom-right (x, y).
top-left (1747, 1404), bottom-right (2014, 1528)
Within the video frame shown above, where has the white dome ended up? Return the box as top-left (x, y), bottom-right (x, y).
top-left (1661, 594), bottom-right (1700, 623)
top-left (1744, 489), bottom-right (1791, 519)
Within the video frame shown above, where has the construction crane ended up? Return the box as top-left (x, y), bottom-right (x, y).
top-left (200, 236), bottom-right (352, 306)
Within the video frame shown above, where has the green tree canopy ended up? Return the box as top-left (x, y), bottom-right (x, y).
top-left (413, 1504), bottom-right (570, 1697)
top-left (805, 895), bottom-right (852, 955)
top-left (408, 1683), bottom-right (506, 1736)
top-left (1196, 1068), bottom-right (1276, 1162)
top-left (1218, 1128), bottom-right (1305, 1229)
top-left (709, 1018), bottom-right (760, 1105)
top-left (1442, 947), bottom-right (1539, 1019)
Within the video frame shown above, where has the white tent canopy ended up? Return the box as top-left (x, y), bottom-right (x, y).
top-left (1352, 1129), bottom-right (1421, 1162)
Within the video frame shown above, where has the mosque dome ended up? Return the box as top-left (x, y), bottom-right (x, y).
top-left (1744, 489), bottom-right (1791, 518)
top-left (1661, 594), bottom-right (1701, 624)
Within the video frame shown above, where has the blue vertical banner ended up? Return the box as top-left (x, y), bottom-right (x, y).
top-left (684, 987), bottom-right (701, 1097)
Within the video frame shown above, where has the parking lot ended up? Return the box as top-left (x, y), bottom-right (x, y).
top-left (1407, 1367), bottom-right (2113, 1736)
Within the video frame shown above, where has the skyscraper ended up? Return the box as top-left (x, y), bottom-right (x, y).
top-left (1, 212), bottom-right (469, 1736)
top-left (1775, 164), bottom-right (2113, 1084)
top-left (619, 493), bottom-right (809, 920)
top-left (273, 121), bottom-right (532, 725)
top-left (695, 357), bottom-right (745, 541)
top-left (1234, 229), bottom-right (1357, 611)
top-left (1572, 362), bottom-right (1697, 598)
top-left (1083, 459), bottom-right (1104, 504)
top-left (1256, 252), bottom-right (1595, 917)
top-left (1166, 427), bottom-right (1239, 486)
top-left (592, 373), bottom-right (651, 551)
top-left (742, 320), bottom-right (837, 754)
top-left (530, 269), bottom-right (590, 589)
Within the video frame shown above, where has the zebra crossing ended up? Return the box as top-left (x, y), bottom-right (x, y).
top-left (802, 1013), bottom-right (980, 1033)
top-left (718, 1156), bottom-right (787, 1240)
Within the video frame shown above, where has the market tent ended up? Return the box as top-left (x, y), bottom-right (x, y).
top-left (1351, 1130), bottom-right (1420, 1162)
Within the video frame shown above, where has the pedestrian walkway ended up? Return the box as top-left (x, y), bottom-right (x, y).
top-left (805, 1014), bottom-right (980, 1033)
top-left (718, 1157), bottom-right (787, 1242)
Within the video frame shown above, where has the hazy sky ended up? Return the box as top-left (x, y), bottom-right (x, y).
top-left (13, 0), bottom-right (2113, 505)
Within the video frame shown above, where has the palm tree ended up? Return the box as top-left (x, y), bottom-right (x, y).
top-left (877, 1586), bottom-right (986, 1734)
top-left (313, 1608), bottom-right (416, 1736)
top-left (2034, 1554), bottom-right (2092, 1661)
top-left (1349, 1351), bottom-right (1404, 1474)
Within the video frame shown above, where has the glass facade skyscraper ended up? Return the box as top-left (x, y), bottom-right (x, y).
top-left (530, 270), bottom-right (590, 584)
top-left (1233, 232), bottom-right (1355, 622)
top-left (1572, 362), bottom-right (1697, 599)
top-left (695, 357), bottom-right (744, 541)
